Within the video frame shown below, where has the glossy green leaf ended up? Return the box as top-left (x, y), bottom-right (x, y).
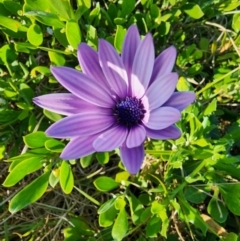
top-left (199, 37), bottom-right (209, 51)
top-left (66, 20), bottom-right (81, 49)
top-left (146, 216), bottom-right (161, 238)
top-left (48, 51), bottom-right (66, 66)
top-left (99, 202), bottom-right (118, 227)
top-left (232, 13), bottom-right (240, 33)
top-left (183, 3), bottom-right (204, 19)
top-left (27, 24), bottom-right (43, 46)
top-left (0, 15), bottom-right (26, 32)
top-left (220, 232), bottom-right (238, 241)
top-left (220, 185), bottom-right (240, 215)
top-left (53, 27), bottom-right (69, 47)
top-left (48, 0), bottom-right (74, 20)
top-left (177, 76), bottom-right (189, 91)
top-left (23, 131), bottom-right (51, 148)
top-left (112, 208), bottom-right (128, 241)
top-left (121, 0), bottom-right (135, 17)
top-left (94, 176), bottom-right (120, 192)
top-left (184, 186), bottom-right (207, 204)
top-left (14, 42), bottom-right (37, 53)
top-left (45, 139), bottom-right (65, 153)
top-left (43, 109), bottom-right (62, 122)
top-left (179, 196), bottom-right (208, 235)
top-left (0, 145), bottom-right (5, 159)
top-left (114, 25), bottom-right (126, 53)
top-left (9, 171), bottom-right (50, 213)
top-left (96, 152), bottom-right (109, 165)
top-left (98, 198), bottom-right (116, 214)
top-left (24, 11), bottom-right (65, 28)
top-left (3, 156), bottom-right (43, 187)
top-left (19, 83), bottom-right (34, 105)
top-left (3, 0), bottom-right (22, 15)
top-left (80, 154), bottom-right (94, 168)
top-left (126, 191), bottom-right (143, 225)
top-left (49, 170), bottom-right (60, 188)
top-left (60, 161), bottom-right (74, 194)
top-left (64, 216), bottom-right (94, 237)
top-left (207, 197), bottom-right (228, 223)
top-left (204, 98), bottom-right (217, 116)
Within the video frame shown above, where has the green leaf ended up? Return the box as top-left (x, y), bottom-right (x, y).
top-left (3, 0), bottom-right (22, 15)
top-left (3, 156), bottom-right (43, 187)
top-left (24, 11), bottom-right (64, 28)
top-left (49, 170), bottom-right (59, 188)
top-left (27, 24), bottom-right (43, 46)
top-left (220, 232), bottom-right (238, 241)
top-left (204, 98), bottom-right (217, 116)
top-left (126, 191), bottom-right (143, 225)
top-left (179, 197), bottom-right (208, 235)
top-left (23, 131), bottom-right (51, 148)
top-left (220, 185), bottom-right (240, 215)
top-left (14, 42), bottom-right (37, 53)
top-left (99, 201), bottom-right (118, 227)
top-left (43, 109), bottom-right (62, 122)
top-left (0, 15), bottom-right (26, 32)
top-left (199, 37), bottom-right (209, 51)
top-left (19, 83), bottom-right (34, 105)
top-left (45, 139), bottom-right (65, 153)
top-left (94, 176), bottom-right (120, 192)
top-left (207, 197), bottom-right (228, 223)
top-left (121, 0), bottom-right (135, 17)
top-left (177, 77), bottom-right (189, 91)
top-left (96, 152), bottom-right (109, 165)
top-left (184, 186), bottom-right (207, 204)
top-left (146, 216), bottom-right (161, 238)
top-left (112, 208), bottom-right (128, 241)
top-left (0, 44), bottom-right (17, 64)
top-left (9, 171), bottom-right (50, 213)
top-left (64, 216), bottom-right (94, 237)
top-left (48, 0), bottom-right (74, 20)
top-left (66, 20), bottom-right (81, 49)
top-left (48, 51), bottom-right (66, 66)
top-left (232, 13), bottom-right (240, 33)
top-left (114, 25), bottom-right (126, 53)
top-left (60, 161), bottom-right (74, 194)
top-left (53, 27), bottom-right (69, 47)
top-left (0, 145), bottom-right (5, 159)
top-left (183, 3), bottom-right (204, 19)
top-left (80, 154), bottom-right (94, 168)
top-left (98, 198), bottom-right (116, 214)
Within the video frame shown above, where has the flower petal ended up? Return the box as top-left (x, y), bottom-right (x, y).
top-left (77, 43), bottom-right (110, 90)
top-left (131, 34), bottom-right (154, 98)
top-left (146, 125), bottom-right (181, 140)
top-left (93, 125), bottom-right (128, 152)
top-left (122, 25), bottom-right (141, 81)
top-left (51, 66), bottom-right (114, 108)
top-left (143, 107), bottom-right (181, 130)
top-left (99, 39), bottom-right (128, 98)
top-left (163, 92), bottom-right (196, 111)
top-left (145, 73), bottom-right (178, 110)
top-left (120, 144), bottom-right (144, 174)
top-left (46, 112), bottom-right (114, 138)
top-left (61, 135), bottom-right (97, 160)
top-left (150, 46), bottom-right (177, 85)
top-left (126, 125), bottom-right (146, 148)
top-left (33, 93), bottom-right (102, 116)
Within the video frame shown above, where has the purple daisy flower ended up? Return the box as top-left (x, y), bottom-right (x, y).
top-left (33, 25), bottom-right (195, 174)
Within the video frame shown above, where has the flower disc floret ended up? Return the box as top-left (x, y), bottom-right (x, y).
top-left (114, 97), bottom-right (145, 127)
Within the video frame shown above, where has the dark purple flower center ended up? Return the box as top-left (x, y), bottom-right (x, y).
top-left (113, 97), bottom-right (145, 127)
